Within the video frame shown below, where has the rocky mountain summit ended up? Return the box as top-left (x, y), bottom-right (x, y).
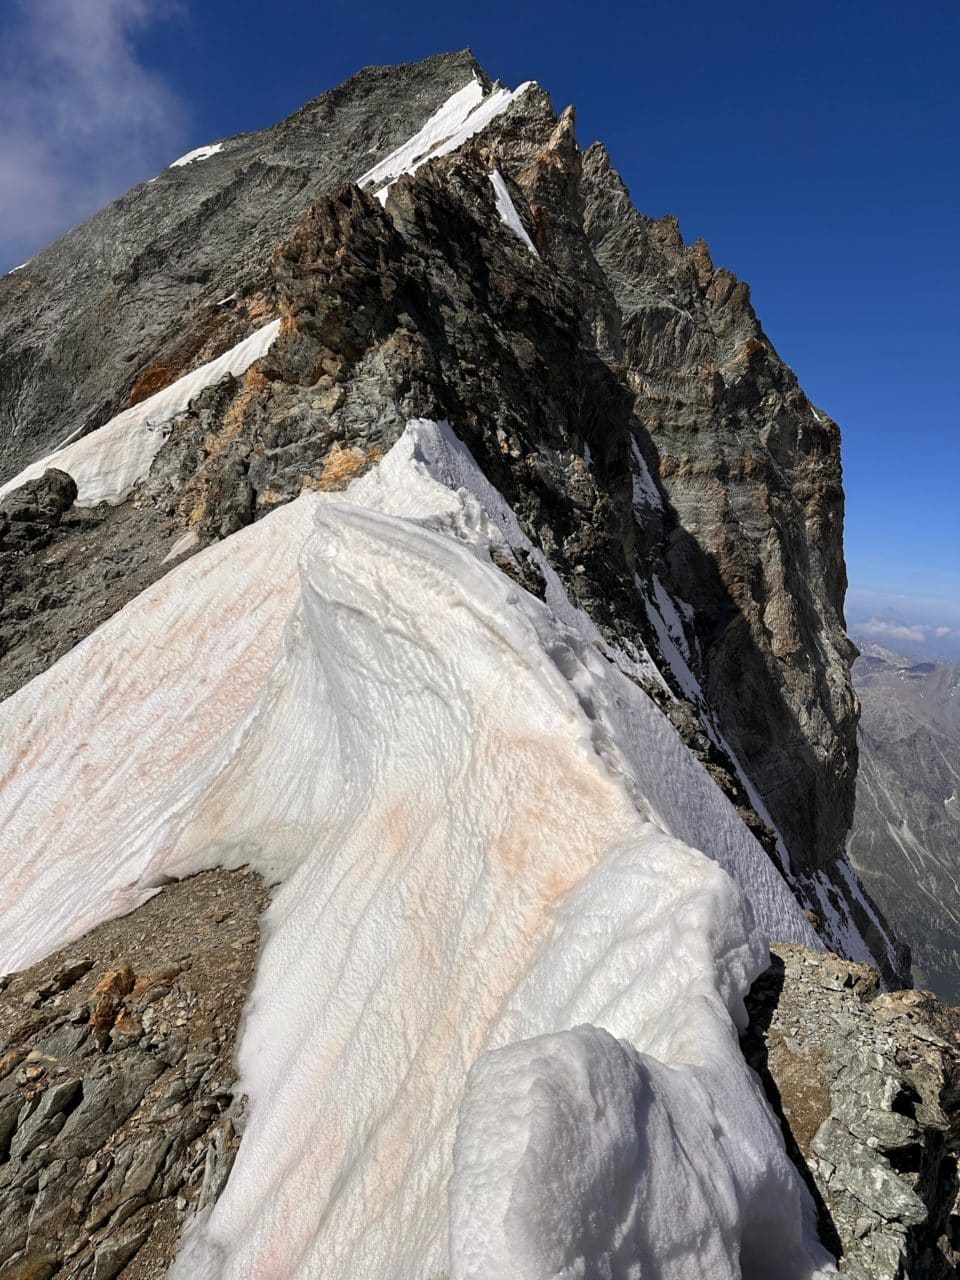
top-left (0, 49), bottom-right (954, 1278)
top-left (848, 646), bottom-right (960, 1002)
top-left (0, 50), bottom-right (895, 975)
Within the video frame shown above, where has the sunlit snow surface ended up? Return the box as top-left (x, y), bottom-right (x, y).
top-left (489, 170), bottom-right (539, 255)
top-left (358, 76), bottom-right (534, 204)
top-left (0, 320), bottom-right (280, 506)
top-left (169, 142), bottom-right (224, 168)
top-left (0, 422), bottom-right (834, 1277)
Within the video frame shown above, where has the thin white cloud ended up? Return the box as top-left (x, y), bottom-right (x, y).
top-left (0, 0), bottom-right (188, 269)
top-left (854, 617), bottom-right (959, 646)
top-left (847, 585), bottom-right (960, 631)
top-left (856, 618), bottom-right (928, 645)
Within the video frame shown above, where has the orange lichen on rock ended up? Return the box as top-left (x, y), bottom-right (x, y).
top-left (128, 313), bottom-right (230, 407)
top-left (89, 961), bottom-right (135, 1032)
top-left (180, 366), bottom-right (269, 527)
top-left (128, 294), bottom-right (274, 407)
top-left (300, 442), bottom-right (384, 493)
top-left (130, 963), bottom-right (181, 1001)
top-left (241, 292), bottom-right (274, 327)
top-left (220, 367), bottom-right (269, 442)
top-left (128, 363), bottom-right (181, 406)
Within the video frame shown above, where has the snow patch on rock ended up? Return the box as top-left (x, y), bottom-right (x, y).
top-left (161, 528), bottom-right (201, 564)
top-left (489, 170), bottom-right (539, 255)
top-left (170, 143), bottom-right (224, 168)
top-left (630, 436), bottom-right (662, 509)
top-left (0, 319), bottom-right (280, 507)
top-left (808, 862), bottom-right (897, 975)
top-left (358, 76), bottom-right (534, 204)
top-left (641, 572), bottom-right (703, 703)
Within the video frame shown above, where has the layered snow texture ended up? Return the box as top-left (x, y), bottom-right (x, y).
top-left (0, 421), bottom-right (833, 1278)
top-left (453, 1025), bottom-right (823, 1280)
top-left (357, 76), bottom-right (534, 203)
top-left (0, 319), bottom-right (280, 507)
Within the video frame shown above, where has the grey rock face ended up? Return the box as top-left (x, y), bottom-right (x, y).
top-left (848, 649), bottom-right (960, 1001)
top-left (0, 50), bottom-right (898, 978)
top-left (579, 145), bottom-right (857, 886)
top-left (0, 50), bottom-right (485, 480)
top-left (0, 468), bottom-right (77, 557)
top-left (743, 944), bottom-right (960, 1277)
top-left (0, 469), bottom-right (76, 526)
top-left (0, 868), bottom-right (267, 1278)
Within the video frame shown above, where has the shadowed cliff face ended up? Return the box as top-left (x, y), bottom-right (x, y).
top-left (578, 144), bottom-right (859, 878)
top-left (0, 51), bottom-right (900, 978)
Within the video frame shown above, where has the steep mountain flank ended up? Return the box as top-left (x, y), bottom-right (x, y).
top-left (581, 148), bottom-right (858, 890)
top-left (0, 51), bottom-right (896, 978)
top-left (0, 50), bottom-right (485, 479)
top-left (0, 49), bottom-right (943, 1278)
top-left (848, 648), bottom-right (960, 1001)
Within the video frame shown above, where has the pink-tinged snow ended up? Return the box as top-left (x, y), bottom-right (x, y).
top-left (489, 170), bottom-right (539, 255)
top-left (0, 422), bottom-right (833, 1278)
top-left (170, 142), bottom-right (224, 168)
top-left (0, 492), bottom-right (316, 964)
top-left (357, 76), bottom-right (534, 204)
top-left (0, 320), bottom-right (280, 506)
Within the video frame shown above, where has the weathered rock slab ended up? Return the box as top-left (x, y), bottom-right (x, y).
top-left (0, 868), bottom-right (268, 1278)
top-left (743, 943), bottom-right (960, 1277)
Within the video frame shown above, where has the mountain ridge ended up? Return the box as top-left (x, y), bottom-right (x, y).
top-left (0, 50), bottom-right (953, 1278)
top-left (0, 54), bottom-right (891, 974)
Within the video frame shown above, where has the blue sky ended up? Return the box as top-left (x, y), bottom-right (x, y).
top-left (1, 0), bottom-right (957, 646)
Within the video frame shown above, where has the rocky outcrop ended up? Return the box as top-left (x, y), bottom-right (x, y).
top-left (744, 944), bottom-right (960, 1277)
top-left (0, 869), bottom-right (267, 1279)
top-left (0, 50), bottom-right (486, 480)
top-left (0, 469), bottom-right (76, 552)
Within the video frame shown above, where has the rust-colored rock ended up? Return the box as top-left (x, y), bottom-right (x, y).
top-left (88, 962), bottom-right (135, 1033)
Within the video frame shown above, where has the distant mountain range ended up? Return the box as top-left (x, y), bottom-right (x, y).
top-left (848, 638), bottom-right (960, 1000)
top-left (847, 605), bottom-right (960, 663)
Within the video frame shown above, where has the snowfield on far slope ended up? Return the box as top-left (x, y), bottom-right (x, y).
top-left (0, 421), bottom-right (834, 1278)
